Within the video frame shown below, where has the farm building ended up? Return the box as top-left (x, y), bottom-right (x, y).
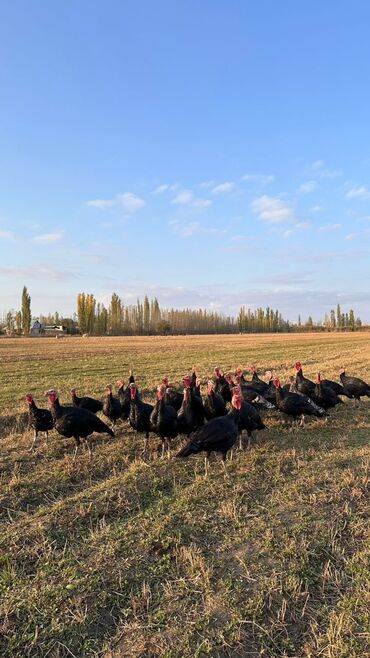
top-left (30, 321), bottom-right (67, 336)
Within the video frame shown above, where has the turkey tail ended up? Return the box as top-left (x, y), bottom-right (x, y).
top-left (176, 441), bottom-right (199, 458)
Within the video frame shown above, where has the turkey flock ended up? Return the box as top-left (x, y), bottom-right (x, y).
top-left (26, 363), bottom-right (370, 476)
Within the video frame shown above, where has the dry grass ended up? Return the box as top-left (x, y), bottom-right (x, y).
top-left (0, 333), bottom-right (369, 658)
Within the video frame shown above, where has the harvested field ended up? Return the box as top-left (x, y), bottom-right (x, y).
top-left (0, 333), bottom-right (369, 658)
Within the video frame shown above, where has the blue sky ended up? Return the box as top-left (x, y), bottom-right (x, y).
top-left (1, 0), bottom-right (370, 321)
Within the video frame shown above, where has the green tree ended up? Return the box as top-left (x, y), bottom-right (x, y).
top-left (143, 295), bottom-right (150, 334)
top-left (15, 311), bottom-right (22, 335)
top-left (21, 286), bottom-right (31, 335)
top-left (108, 293), bottom-right (123, 335)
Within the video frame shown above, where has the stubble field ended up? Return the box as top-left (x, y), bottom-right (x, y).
top-left (0, 333), bottom-right (369, 658)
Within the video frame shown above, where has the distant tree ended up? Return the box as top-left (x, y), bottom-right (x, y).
top-left (143, 295), bottom-right (150, 334)
top-left (21, 286), bottom-right (31, 335)
top-left (6, 311), bottom-right (15, 335)
top-left (349, 309), bottom-right (355, 331)
top-left (336, 304), bottom-right (342, 330)
top-left (108, 293), bottom-right (123, 335)
top-left (157, 320), bottom-right (171, 335)
top-left (15, 311), bottom-right (22, 335)
top-left (77, 293), bottom-right (96, 334)
top-left (305, 316), bottom-right (314, 330)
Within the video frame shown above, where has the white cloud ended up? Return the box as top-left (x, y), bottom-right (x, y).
top-left (211, 181), bottom-right (236, 194)
top-left (87, 199), bottom-right (115, 209)
top-left (319, 169), bottom-right (342, 179)
top-left (198, 180), bottom-right (216, 188)
top-left (152, 183), bottom-right (179, 194)
top-left (345, 185), bottom-right (370, 200)
top-left (33, 232), bottom-right (64, 243)
top-left (310, 205), bottom-right (323, 213)
top-left (298, 180), bottom-right (318, 194)
top-left (0, 265), bottom-right (72, 281)
top-left (345, 232), bottom-right (360, 240)
top-left (319, 223), bottom-right (341, 231)
top-left (172, 190), bottom-right (195, 205)
top-left (171, 189), bottom-right (212, 208)
top-left (170, 220), bottom-right (225, 238)
top-left (116, 193), bottom-right (145, 211)
top-left (0, 229), bottom-right (15, 239)
top-left (241, 174), bottom-right (275, 185)
top-left (311, 161), bottom-right (342, 178)
top-left (191, 199), bottom-right (213, 208)
top-left (251, 195), bottom-right (295, 224)
top-left (282, 230), bottom-right (294, 239)
top-left (295, 221), bottom-right (310, 229)
top-left (87, 192), bottom-right (145, 212)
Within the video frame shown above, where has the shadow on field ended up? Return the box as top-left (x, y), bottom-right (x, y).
top-left (0, 412), bottom-right (28, 439)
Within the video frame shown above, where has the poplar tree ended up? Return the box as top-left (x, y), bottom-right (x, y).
top-left (21, 286), bottom-right (31, 335)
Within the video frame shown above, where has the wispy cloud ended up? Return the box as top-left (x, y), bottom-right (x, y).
top-left (87, 192), bottom-right (146, 212)
top-left (152, 183), bottom-right (179, 194)
top-left (345, 185), bottom-right (370, 200)
top-left (211, 181), bottom-right (236, 194)
top-left (198, 180), bottom-right (216, 189)
top-left (170, 220), bottom-right (225, 238)
top-left (0, 265), bottom-right (72, 281)
top-left (33, 232), bottom-right (64, 243)
top-left (171, 189), bottom-right (212, 208)
top-left (298, 180), bottom-right (318, 194)
top-left (310, 160), bottom-right (341, 179)
top-left (241, 174), bottom-right (274, 185)
top-left (310, 205), bottom-right (323, 213)
top-left (0, 229), bottom-right (15, 239)
top-left (319, 223), bottom-right (341, 231)
top-left (251, 195), bottom-right (295, 224)
top-left (345, 232), bottom-right (360, 240)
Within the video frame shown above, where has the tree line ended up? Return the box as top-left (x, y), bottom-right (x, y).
top-left (0, 287), bottom-right (365, 336)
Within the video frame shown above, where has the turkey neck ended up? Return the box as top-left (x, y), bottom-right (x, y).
top-left (296, 369), bottom-right (304, 382)
top-left (50, 397), bottom-right (63, 418)
top-left (228, 406), bottom-right (240, 423)
top-left (274, 387), bottom-right (284, 404)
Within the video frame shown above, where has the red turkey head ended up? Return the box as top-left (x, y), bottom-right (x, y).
top-left (129, 383), bottom-right (137, 399)
top-left (272, 378), bottom-right (281, 389)
top-left (265, 370), bottom-right (273, 380)
top-left (157, 385), bottom-right (164, 400)
top-left (235, 367), bottom-right (243, 377)
top-left (196, 377), bottom-right (201, 388)
top-left (71, 388), bottom-right (76, 393)
top-left (295, 361), bottom-right (302, 371)
top-left (207, 380), bottom-right (214, 395)
top-left (25, 394), bottom-right (33, 404)
top-left (47, 390), bottom-right (58, 403)
top-left (339, 368), bottom-right (345, 375)
top-left (183, 376), bottom-right (192, 389)
top-left (116, 379), bottom-right (125, 388)
top-left (316, 372), bottom-right (321, 384)
top-left (250, 365), bottom-right (257, 373)
top-left (162, 376), bottom-right (169, 387)
top-left (214, 367), bottom-right (223, 378)
top-left (106, 384), bottom-right (113, 394)
top-left (225, 373), bottom-right (235, 386)
top-left (231, 390), bottom-right (242, 410)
